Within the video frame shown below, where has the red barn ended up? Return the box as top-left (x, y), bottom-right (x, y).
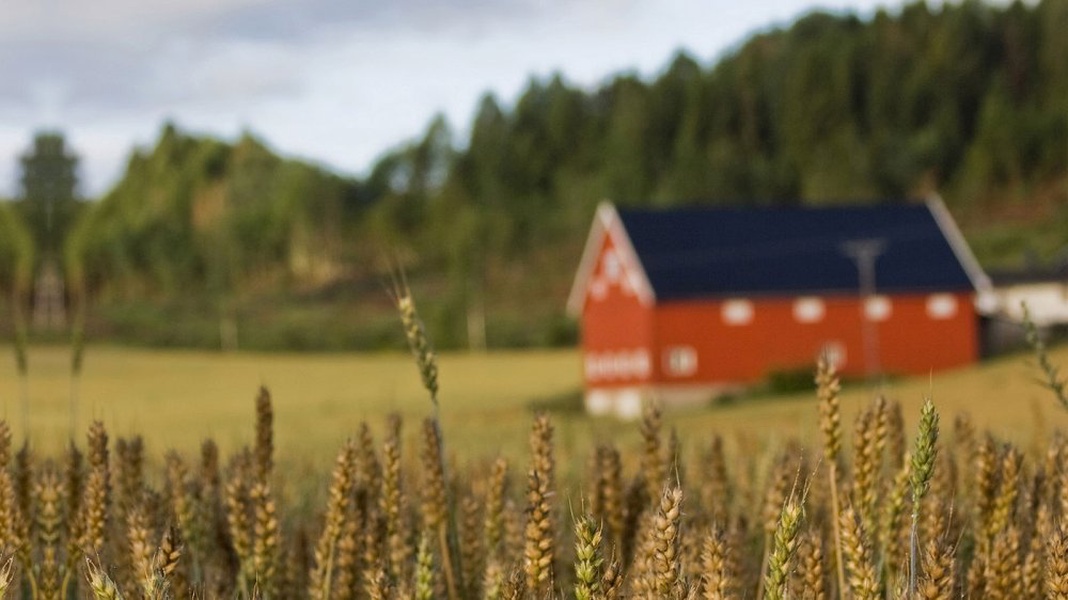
top-left (567, 199), bottom-right (991, 418)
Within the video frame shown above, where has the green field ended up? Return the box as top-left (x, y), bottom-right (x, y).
top-left (2, 343), bottom-right (1067, 479)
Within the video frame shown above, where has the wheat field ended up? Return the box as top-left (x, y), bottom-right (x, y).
top-left (0, 314), bottom-right (1067, 598)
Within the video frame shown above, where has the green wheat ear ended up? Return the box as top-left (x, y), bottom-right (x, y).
top-left (763, 494), bottom-right (804, 600)
top-left (910, 397), bottom-right (939, 507)
top-left (1023, 302), bottom-right (1068, 411)
top-left (908, 395), bottom-right (939, 597)
top-left (394, 282), bottom-right (439, 408)
top-left (573, 514), bottom-right (604, 600)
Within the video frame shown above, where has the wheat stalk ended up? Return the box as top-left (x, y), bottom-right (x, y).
top-left (380, 413), bottom-right (408, 584)
top-left (396, 286), bottom-right (462, 600)
top-left (79, 422), bottom-right (111, 562)
top-left (594, 445), bottom-right (624, 550)
top-left (33, 465), bottom-right (64, 600)
top-left (254, 387), bottom-right (274, 484)
top-left (701, 435), bottom-right (731, 525)
top-left (639, 402), bottom-right (665, 505)
top-left (853, 404), bottom-right (879, 539)
top-left (816, 356), bottom-right (846, 598)
top-left (460, 493), bottom-right (483, 598)
top-left (573, 514), bottom-right (604, 600)
top-left (413, 532), bottom-right (434, 600)
top-left (700, 523), bottom-right (735, 600)
top-left (308, 439), bottom-right (358, 600)
top-left (651, 486), bottom-right (685, 599)
top-left (764, 492), bottom-right (804, 600)
top-left (796, 529), bottom-right (827, 600)
top-left (1022, 302), bottom-right (1068, 410)
top-left (917, 534), bottom-right (955, 600)
top-left (250, 480), bottom-right (280, 598)
top-left (523, 414), bottom-right (555, 596)
top-left (988, 445), bottom-right (1021, 538)
top-left (0, 555), bottom-right (15, 599)
top-left (840, 504), bottom-right (879, 600)
top-left (85, 557), bottom-right (125, 600)
top-left (1047, 522), bottom-right (1068, 600)
top-left (984, 523), bottom-right (1022, 598)
top-left (152, 526), bottom-right (183, 600)
top-left (909, 396), bottom-right (939, 597)
top-left (394, 284), bottom-right (439, 409)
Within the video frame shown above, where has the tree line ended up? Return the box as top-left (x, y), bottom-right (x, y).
top-left (2, 0), bottom-right (1067, 350)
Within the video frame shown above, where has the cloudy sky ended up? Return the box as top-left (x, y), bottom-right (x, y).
top-left (0, 0), bottom-right (911, 197)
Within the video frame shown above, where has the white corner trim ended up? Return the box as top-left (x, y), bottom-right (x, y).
top-left (926, 194), bottom-right (992, 294)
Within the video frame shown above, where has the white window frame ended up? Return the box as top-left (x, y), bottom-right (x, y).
top-left (722, 299), bottom-right (754, 325)
top-left (926, 294), bottom-right (958, 320)
top-left (664, 346), bottom-right (698, 377)
top-left (793, 297), bottom-right (826, 323)
top-left (864, 295), bottom-right (892, 322)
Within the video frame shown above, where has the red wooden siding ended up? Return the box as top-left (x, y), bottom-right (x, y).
top-left (580, 232), bottom-right (654, 388)
top-left (651, 292), bottom-right (977, 384)
top-left (875, 292), bottom-right (977, 373)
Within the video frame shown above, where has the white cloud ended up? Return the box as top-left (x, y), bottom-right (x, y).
top-left (0, 0), bottom-right (271, 41)
top-left (0, 0), bottom-right (907, 196)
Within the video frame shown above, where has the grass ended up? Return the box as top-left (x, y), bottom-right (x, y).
top-left (2, 342), bottom-right (1068, 477)
top-left (0, 345), bottom-right (579, 467)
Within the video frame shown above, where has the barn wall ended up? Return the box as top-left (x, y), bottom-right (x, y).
top-left (579, 230), bottom-right (654, 366)
top-left (579, 232), bottom-right (655, 419)
top-left (651, 291), bottom-right (977, 385)
top-left (878, 292), bottom-right (978, 374)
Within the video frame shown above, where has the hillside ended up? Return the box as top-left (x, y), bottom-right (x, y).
top-left (68, 124), bottom-right (364, 295)
top-left (65, 0), bottom-right (1068, 350)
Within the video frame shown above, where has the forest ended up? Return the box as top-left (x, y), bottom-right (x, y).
top-left (2, 0), bottom-right (1067, 351)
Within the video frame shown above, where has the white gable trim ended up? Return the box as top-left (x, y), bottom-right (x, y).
top-left (926, 194), bottom-right (992, 295)
top-left (566, 201), bottom-right (656, 316)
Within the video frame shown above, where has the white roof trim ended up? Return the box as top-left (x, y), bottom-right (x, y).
top-left (609, 208), bottom-right (656, 307)
top-left (566, 201), bottom-right (656, 316)
top-left (925, 194), bottom-right (992, 294)
top-left (566, 202), bottom-right (613, 316)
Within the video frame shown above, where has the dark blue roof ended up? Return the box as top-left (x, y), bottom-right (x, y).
top-left (616, 203), bottom-right (976, 300)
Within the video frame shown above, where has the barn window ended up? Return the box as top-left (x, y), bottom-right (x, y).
top-left (603, 252), bottom-right (622, 282)
top-left (722, 299), bottom-right (754, 325)
top-left (864, 296), bottom-right (892, 322)
top-left (629, 349), bottom-right (652, 379)
top-left (793, 297), bottom-right (825, 323)
top-left (585, 350), bottom-right (651, 381)
top-left (664, 346), bottom-right (698, 377)
top-left (926, 294), bottom-right (957, 320)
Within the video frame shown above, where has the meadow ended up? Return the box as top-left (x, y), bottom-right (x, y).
top-left (2, 342), bottom-right (1066, 472)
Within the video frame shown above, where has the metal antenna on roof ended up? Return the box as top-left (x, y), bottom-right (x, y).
top-left (841, 238), bottom-right (887, 380)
